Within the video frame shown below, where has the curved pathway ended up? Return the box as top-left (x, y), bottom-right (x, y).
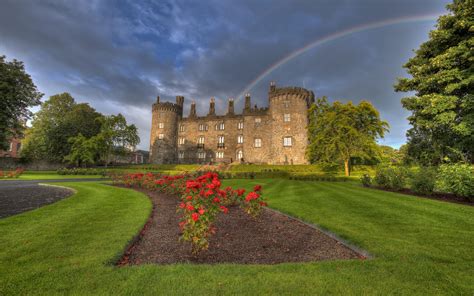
top-left (0, 178), bottom-right (107, 219)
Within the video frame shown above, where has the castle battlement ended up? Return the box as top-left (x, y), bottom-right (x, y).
top-left (149, 82), bottom-right (313, 165)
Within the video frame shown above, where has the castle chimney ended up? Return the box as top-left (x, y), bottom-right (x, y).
top-left (244, 93), bottom-right (251, 111)
top-left (227, 98), bottom-right (234, 115)
top-left (189, 100), bottom-right (196, 117)
top-left (156, 95), bottom-right (160, 103)
top-left (176, 96), bottom-right (184, 107)
top-left (269, 81), bottom-right (276, 92)
top-left (208, 97), bottom-right (216, 116)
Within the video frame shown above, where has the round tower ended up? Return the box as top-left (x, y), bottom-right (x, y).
top-left (268, 82), bottom-right (315, 164)
top-left (149, 96), bottom-right (183, 164)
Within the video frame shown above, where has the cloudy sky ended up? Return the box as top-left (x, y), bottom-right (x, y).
top-left (0, 0), bottom-right (449, 150)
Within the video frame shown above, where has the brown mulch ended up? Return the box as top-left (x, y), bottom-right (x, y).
top-left (118, 188), bottom-right (363, 265)
top-left (371, 186), bottom-right (473, 206)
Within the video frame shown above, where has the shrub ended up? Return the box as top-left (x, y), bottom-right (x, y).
top-left (57, 168), bottom-right (106, 176)
top-left (374, 166), bottom-right (408, 190)
top-left (0, 168), bottom-right (24, 178)
top-left (360, 174), bottom-right (372, 187)
top-left (410, 167), bottom-right (437, 195)
top-left (436, 164), bottom-right (474, 200)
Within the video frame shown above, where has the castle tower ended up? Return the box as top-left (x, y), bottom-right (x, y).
top-left (227, 98), bottom-right (234, 115)
top-left (208, 97), bottom-right (216, 116)
top-left (244, 93), bottom-right (251, 112)
top-left (268, 82), bottom-right (314, 164)
top-left (149, 95), bottom-right (183, 164)
top-left (189, 100), bottom-right (196, 117)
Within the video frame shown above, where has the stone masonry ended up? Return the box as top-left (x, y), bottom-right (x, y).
top-left (149, 82), bottom-right (315, 164)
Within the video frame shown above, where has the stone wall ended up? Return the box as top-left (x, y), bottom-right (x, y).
top-left (0, 158), bottom-right (63, 170)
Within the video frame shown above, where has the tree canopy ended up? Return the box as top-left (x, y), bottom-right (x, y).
top-left (394, 0), bottom-right (473, 164)
top-left (21, 93), bottom-right (103, 162)
top-left (0, 55), bottom-right (42, 150)
top-left (307, 97), bottom-right (389, 176)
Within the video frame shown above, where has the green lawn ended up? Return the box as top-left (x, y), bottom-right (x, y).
top-left (0, 180), bottom-right (473, 294)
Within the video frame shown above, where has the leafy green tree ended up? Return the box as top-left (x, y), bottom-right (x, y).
top-left (64, 134), bottom-right (97, 167)
top-left (307, 97), bottom-right (389, 176)
top-left (394, 0), bottom-right (473, 164)
top-left (379, 145), bottom-right (403, 165)
top-left (0, 55), bottom-right (43, 150)
top-left (92, 114), bottom-right (140, 167)
top-left (21, 93), bottom-right (103, 161)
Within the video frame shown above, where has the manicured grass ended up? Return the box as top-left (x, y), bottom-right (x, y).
top-left (18, 173), bottom-right (105, 180)
top-left (0, 180), bottom-right (473, 294)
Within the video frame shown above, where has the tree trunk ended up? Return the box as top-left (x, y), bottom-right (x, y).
top-left (344, 159), bottom-right (350, 176)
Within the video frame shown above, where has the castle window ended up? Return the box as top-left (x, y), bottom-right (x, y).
top-left (237, 135), bottom-right (243, 144)
top-left (198, 136), bottom-right (205, 144)
top-left (178, 151), bottom-right (184, 159)
top-left (158, 122), bottom-right (164, 129)
top-left (197, 152), bottom-right (206, 159)
top-left (179, 125), bottom-right (185, 132)
top-left (255, 117), bottom-right (261, 123)
top-left (178, 137), bottom-right (185, 145)
top-left (219, 122), bottom-right (225, 130)
top-left (237, 122), bottom-right (244, 130)
top-left (158, 133), bottom-right (164, 140)
top-left (198, 123), bottom-right (207, 131)
top-left (216, 151), bottom-right (224, 159)
top-left (217, 136), bottom-right (225, 148)
top-left (254, 138), bottom-right (262, 148)
top-left (284, 101), bottom-right (290, 108)
top-left (283, 137), bottom-right (293, 147)
top-left (284, 114), bottom-right (291, 122)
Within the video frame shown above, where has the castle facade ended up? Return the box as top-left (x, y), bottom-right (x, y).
top-left (149, 82), bottom-right (314, 164)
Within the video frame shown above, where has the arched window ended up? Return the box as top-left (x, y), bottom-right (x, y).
top-left (236, 150), bottom-right (243, 161)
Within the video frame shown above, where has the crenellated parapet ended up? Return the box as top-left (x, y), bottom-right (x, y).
top-left (269, 83), bottom-right (315, 106)
top-left (152, 101), bottom-right (183, 114)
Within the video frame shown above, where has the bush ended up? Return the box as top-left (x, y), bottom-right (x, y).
top-left (57, 168), bottom-right (106, 176)
top-left (435, 164), bottom-right (474, 200)
top-left (360, 174), bottom-right (372, 187)
top-left (410, 167), bottom-right (437, 195)
top-left (374, 166), bottom-right (408, 190)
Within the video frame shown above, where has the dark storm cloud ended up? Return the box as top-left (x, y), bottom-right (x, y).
top-left (0, 0), bottom-right (449, 149)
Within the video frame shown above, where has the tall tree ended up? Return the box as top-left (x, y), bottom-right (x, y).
top-left (21, 93), bottom-right (103, 161)
top-left (307, 97), bottom-right (389, 176)
top-left (0, 55), bottom-right (43, 150)
top-left (92, 114), bottom-right (139, 167)
top-left (394, 0), bottom-right (473, 164)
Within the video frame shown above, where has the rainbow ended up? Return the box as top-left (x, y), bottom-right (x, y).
top-left (237, 13), bottom-right (441, 99)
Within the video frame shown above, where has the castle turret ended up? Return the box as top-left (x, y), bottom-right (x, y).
top-left (149, 96), bottom-right (182, 164)
top-left (244, 93), bottom-right (251, 111)
top-left (208, 97), bottom-right (216, 116)
top-left (176, 96), bottom-right (184, 117)
top-left (189, 100), bottom-right (196, 118)
top-left (227, 98), bottom-right (234, 115)
top-left (268, 82), bottom-right (314, 164)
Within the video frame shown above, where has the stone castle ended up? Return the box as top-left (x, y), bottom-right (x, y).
top-left (149, 82), bottom-right (315, 164)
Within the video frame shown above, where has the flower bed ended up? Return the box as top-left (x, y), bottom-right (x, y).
top-left (0, 168), bottom-right (24, 179)
top-left (112, 171), bottom-right (266, 253)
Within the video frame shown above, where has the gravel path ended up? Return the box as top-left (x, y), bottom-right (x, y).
top-left (0, 178), bottom-right (105, 219)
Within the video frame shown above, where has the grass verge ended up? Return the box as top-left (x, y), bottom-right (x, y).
top-left (0, 180), bottom-right (473, 294)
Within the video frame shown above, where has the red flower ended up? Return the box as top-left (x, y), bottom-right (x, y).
top-left (179, 202), bottom-right (186, 209)
top-left (186, 195), bottom-right (193, 200)
top-left (213, 197), bottom-right (221, 203)
top-left (204, 189), bottom-right (214, 197)
top-left (187, 204), bottom-right (195, 211)
top-left (254, 185), bottom-right (262, 192)
top-left (245, 191), bottom-right (260, 202)
top-left (225, 186), bottom-right (232, 191)
top-left (236, 189), bottom-right (246, 196)
top-left (198, 209), bottom-right (205, 215)
top-left (258, 201), bottom-right (268, 206)
top-left (192, 213), bottom-right (199, 221)
top-left (220, 206), bottom-right (228, 214)
top-left (179, 221), bottom-right (187, 228)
